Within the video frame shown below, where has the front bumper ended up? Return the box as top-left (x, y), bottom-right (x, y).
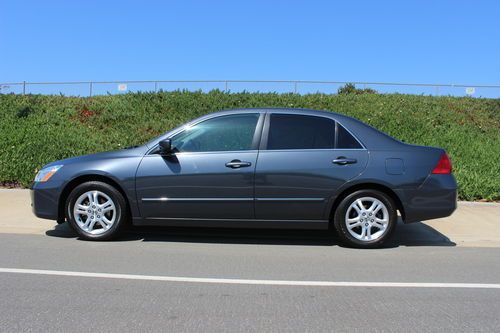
top-left (31, 182), bottom-right (61, 221)
top-left (396, 174), bottom-right (457, 223)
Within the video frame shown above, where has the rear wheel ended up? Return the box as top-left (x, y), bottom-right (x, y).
top-left (334, 190), bottom-right (397, 248)
top-left (66, 181), bottom-right (128, 241)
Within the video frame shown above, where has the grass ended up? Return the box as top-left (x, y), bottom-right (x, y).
top-left (0, 90), bottom-right (498, 201)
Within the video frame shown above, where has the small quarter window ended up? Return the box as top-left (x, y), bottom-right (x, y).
top-left (337, 124), bottom-right (363, 149)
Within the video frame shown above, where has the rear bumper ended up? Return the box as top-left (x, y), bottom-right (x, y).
top-left (396, 174), bottom-right (457, 223)
top-left (30, 182), bottom-right (61, 221)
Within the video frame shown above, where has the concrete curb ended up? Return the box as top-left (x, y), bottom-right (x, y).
top-left (457, 201), bottom-right (500, 207)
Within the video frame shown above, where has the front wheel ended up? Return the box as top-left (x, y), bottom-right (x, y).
top-left (66, 181), bottom-right (128, 241)
top-left (333, 190), bottom-right (397, 248)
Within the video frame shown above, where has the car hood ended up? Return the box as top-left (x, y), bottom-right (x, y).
top-left (43, 145), bottom-right (148, 168)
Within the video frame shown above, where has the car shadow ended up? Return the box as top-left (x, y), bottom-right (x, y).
top-left (45, 218), bottom-right (456, 248)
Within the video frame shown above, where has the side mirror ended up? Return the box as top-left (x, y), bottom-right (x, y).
top-left (158, 139), bottom-right (173, 155)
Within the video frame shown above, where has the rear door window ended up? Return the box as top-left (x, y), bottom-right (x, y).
top-left (267, 114), bottom-right (335, 150)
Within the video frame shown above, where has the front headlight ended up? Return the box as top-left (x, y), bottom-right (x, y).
top-left (34, 165), bottom-right (63, 182)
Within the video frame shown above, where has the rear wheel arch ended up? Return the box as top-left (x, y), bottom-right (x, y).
top-left (329, 183), bottom-right (405, 223)
top-left (58, 174), bottom-right (131, 223)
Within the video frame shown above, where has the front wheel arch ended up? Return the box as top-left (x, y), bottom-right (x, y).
top-left (58, 174), bottom-right (131, 223)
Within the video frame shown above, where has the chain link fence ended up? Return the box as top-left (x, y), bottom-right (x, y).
top-left (0, 80), bottom-right (499, 98)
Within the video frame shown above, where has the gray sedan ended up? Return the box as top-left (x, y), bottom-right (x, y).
top-left (31, 108), bottom-right (457, 248)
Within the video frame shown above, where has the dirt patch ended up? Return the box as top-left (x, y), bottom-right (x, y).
top-left (72, 106), bottom-right (98, 123)
top-left (0, 181), bottom-right (23, 189)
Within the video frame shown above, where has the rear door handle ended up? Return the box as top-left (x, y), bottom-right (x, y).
top-left (225, 160), bottom-right (252, 168)
top-left (332, 157), bottom-right (357, 165)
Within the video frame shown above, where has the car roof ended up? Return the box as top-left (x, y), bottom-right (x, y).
top-left (207, 107), bottom-right (366, 125)
top-left (210, 107), bottom-right (338, 117)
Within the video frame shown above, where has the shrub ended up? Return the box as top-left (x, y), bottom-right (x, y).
top-left (0, 91), bottom-right (498, 201)
top-left (338, 83), bottom-right (378, 95)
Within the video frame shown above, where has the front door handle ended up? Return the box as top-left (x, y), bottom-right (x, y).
top-left (332, 157), bottom-right (357, 165)
top-left (225, 160), bottom-right (252, 168)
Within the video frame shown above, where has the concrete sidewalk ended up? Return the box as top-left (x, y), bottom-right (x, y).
top-left (1, 189), bottom-right (499, 247)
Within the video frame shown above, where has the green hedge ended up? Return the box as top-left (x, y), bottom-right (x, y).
top-left (0, 91), bottom-right (499, 201)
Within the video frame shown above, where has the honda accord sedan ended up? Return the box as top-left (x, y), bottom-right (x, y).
top-left (31, 108), bottom-right (457, 248)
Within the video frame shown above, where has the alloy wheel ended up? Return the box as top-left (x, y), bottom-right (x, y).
top-left (73, 190), bottom-right (116, 235)
top-left (344, 197), bottom-right (389, 241)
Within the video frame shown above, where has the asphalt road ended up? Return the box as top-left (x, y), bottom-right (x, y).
top-left (1, 226), bottom-right (500, 332)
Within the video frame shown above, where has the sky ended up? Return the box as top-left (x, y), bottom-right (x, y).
top-left (1, 0), bottom-right (499, 95)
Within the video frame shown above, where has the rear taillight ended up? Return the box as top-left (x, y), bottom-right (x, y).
top-left (432, 153), bottom-right (452, 174)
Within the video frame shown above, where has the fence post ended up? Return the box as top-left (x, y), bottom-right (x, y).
top-left (89, 82), bottom-right (93, 97)
top-left (294, 81), bottom-right (298, 94)
top-left (225, 81), bottom-right (228, 92)
top-left (23, 81), bottom-right (26, 95)
top-left (154, 81), bottom-right (158, 92)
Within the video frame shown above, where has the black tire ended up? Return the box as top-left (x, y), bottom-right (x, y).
top-left (66, 181), bottom-right (128, 241)
top-left (333, 189), bottom-right (397, 248)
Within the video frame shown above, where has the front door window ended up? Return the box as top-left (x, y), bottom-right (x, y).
top-left (171, 114), bottom-right (260, 152)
